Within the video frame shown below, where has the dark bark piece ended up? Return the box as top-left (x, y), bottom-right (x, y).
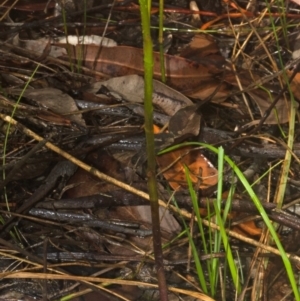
top-left (29, 209), bottom-right (152, 236)
top-left (35, 192), bottom-right (148, 209)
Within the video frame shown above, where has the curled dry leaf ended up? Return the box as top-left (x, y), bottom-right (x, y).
top-left (1, 92), bottom-right (75, 126)
top-left (88, 74), bottom-right (193, 116)
top-left (168, 104), bottom-right (202, 139)
top-left (156, 146), bottom-right (218, 195)
top-left (21, 88), bottom-right (86, 127)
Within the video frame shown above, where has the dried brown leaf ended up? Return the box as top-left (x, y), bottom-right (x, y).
top-left (156, 146), bottom-right (218, 195)
top-left (61, 44), bottom-right (225, 98)
top-left (247, 89), bottom-right (290, 124)
top-left (180, 34), bottom-right (222, 61)
top-left (22, 88), bottom-right (86, 127)
top-left (96, 74), bottom-right (193, 116)
top-left (168, 104), bottom-right (201, 138)
top-left (288, 70), bottom-right (300, 100)
top-left (225, 71), bottom-right (291, 124)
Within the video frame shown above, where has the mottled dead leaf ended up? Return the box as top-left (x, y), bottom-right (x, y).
top-left (156, 146), bottom-right (218, 195)
top-left (89, 74), bottom-right (193, 116)
top-left (22, 88), bottom-right (86, 127)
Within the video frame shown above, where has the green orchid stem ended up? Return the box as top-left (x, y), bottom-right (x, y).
top-left (139, 0), bottom-right (169, 300)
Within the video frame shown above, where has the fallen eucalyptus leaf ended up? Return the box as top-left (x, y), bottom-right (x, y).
top-left (61, 44), bottom-right (225, 97)
top-left (88, 74), bottom-right (193, 116)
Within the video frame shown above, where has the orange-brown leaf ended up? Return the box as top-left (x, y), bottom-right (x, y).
top-left (180, 34), bottom-right (222, 61)
top-left (288, 70), bottom-right (300, 100)
top-left (156, 146), bottom-right (218, 195)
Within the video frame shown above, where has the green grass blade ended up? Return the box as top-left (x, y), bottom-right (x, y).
top-left (173, 191), bottom-right (208, 294)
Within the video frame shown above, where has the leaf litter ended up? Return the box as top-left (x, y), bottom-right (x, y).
top-left (1, 0), bottom-right (300, 300)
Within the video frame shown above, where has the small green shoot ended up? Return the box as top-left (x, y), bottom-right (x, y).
top-left (172, 193), bottom-right (208, 294)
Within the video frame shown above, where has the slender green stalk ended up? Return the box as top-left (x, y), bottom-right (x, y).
top-left (183, 166), bottom-right (208, 293)
top-left (138, 1), bottom-right (168, 300)
top-left (158, 0), bottom-right (166, 82)
top-left (271, 62), bottom-right (297, 210)
top-left (213, 202), bottom-right (240, 293)
top-left (187, 176), bottom-right (213, 294)
top-left (211, 147), bottom-right (225, 292)
top-left (273, 93), bottom-right (296, 209)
